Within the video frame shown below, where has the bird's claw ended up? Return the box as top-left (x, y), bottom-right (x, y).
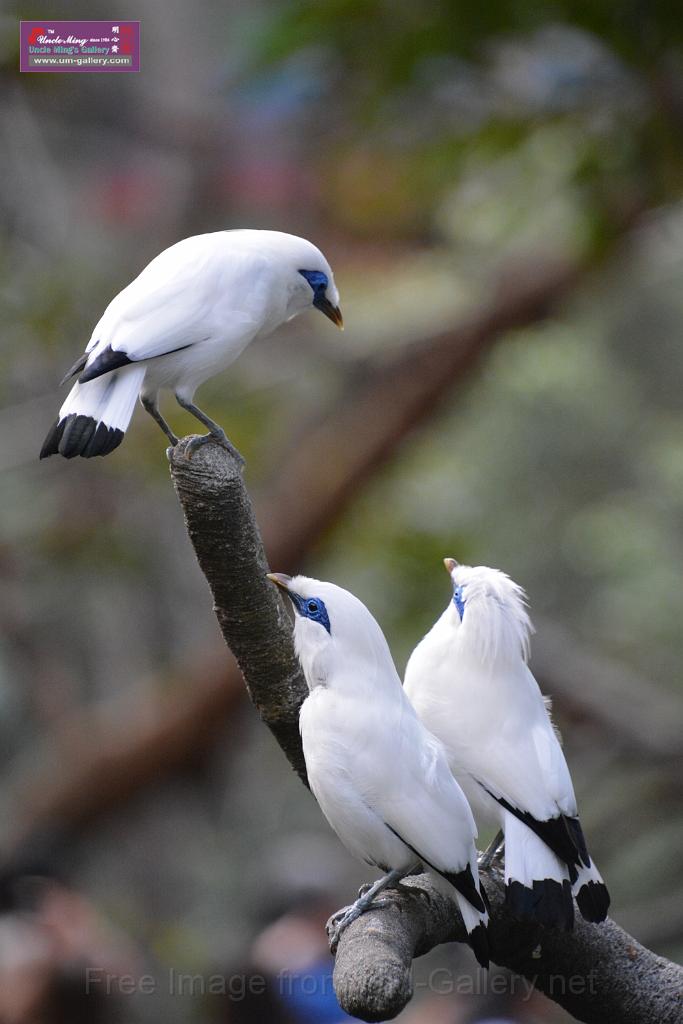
top-left (327, 903), bottom-right (363, 955)
top-left (328, 929), bottom-right (342, 956)
top-left (478, 831), bottom-right (505, 870)
top-left (326, 894), bottom-right (394, 954)
top-left (478, 846), bottom-right (504, 871)
top-left (328, 903), bottom-right (355, 930)
top-left (184, 435), bottom-right (208, 460)
top-left (184, 432), bottom-right (245, 466)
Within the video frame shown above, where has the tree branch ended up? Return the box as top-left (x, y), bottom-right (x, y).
top-left (167, 439), bottom-right (683, 1024)
top-left (331, 867), bottom-right (683, 1024)
top-left (169, 440), bottom-right (308, 784)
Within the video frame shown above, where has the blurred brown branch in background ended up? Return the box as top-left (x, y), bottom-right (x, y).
top-left (258, 253), bottom-right (583, 566)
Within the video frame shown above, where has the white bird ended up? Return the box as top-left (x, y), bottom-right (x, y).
top-left (40, 230), bottom-right (342, 460)
top-left (267, 571), bottom-right (490, 966)
top-left (404, 559), bottom-right (610, 932)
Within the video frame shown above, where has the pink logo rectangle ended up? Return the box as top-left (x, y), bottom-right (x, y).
top-left (20, 20), bottom-right (140, 72)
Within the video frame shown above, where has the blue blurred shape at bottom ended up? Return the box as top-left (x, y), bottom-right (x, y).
top-left (278, 959), bottom-right (357, 1023)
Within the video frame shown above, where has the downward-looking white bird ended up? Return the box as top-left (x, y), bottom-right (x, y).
top-left (40, 230), bottom-right (342, 460)
top-left (267, 571), bottom-right (490, 967)
top-left (404, 559), bottom-right (609, 932)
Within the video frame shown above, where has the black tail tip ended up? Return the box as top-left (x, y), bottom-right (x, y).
top-left (39, 414), bottom-right (124, 460)
top-left (39, 419), bottom-right (64, 459)
top-left (469, 922), bottom-right (489, 969)
top-left (506, 878), bottom-right (575, 931)
top-left (576, 881), bottom-right (610, 923)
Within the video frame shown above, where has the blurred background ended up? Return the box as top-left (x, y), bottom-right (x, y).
top-left (1, 1), bottom-right (682, 1021)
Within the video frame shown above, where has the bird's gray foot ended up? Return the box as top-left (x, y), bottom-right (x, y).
top-left (140, 395), bottom-right (178, 447)
top-left (185, 431), bottom-right (245, 466)
top-left (327, 897), bottom-right (375, 954)
top-left (174, 397), bottom-right (244, 466)
top-left (357, 880), bottom-right (395, 903)
top-left (327, 867), bottom-right (410, 954)
top-left (478, 829), bottom-right (505, 870)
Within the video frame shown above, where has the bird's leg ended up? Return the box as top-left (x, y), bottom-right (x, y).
top-left (327, 866), bottom-right (412, 954)
top-left (478, 829), bottom-right (505, 870)
top-left (174, 395), bottom-right (245, 465)
top-left (140, 394), bottom-right (178, 446)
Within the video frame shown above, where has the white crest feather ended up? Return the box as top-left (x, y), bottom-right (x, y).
top-left (452, 564), bottom-right (534, 664)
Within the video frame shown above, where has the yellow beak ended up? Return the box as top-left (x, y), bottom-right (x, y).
top-left (266, 572), bottom-right (292, 592)
top-left (316, 297), bottom-right (344, 329)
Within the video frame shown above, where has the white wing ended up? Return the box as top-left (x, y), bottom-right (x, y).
top-left (372, 710), bottom-right (479, 874)
top-left (302, 685), bottom-right (478, 874)
top-left (473, 662), bottom-right (577, 818)
top-left (85, 234), bottom-right (264, 363)
top-left (406, 644), bottom-right (577, 822)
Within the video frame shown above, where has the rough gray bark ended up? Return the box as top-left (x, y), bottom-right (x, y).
top-left (169, 438), bottom-right (683, 1024)
top-left (170, 437), bottom-right (308, 784)
top-left (332, 868), bottom-right (683, 1023)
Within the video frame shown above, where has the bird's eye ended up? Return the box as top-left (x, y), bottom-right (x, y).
top-left (298, 269), bottom-right (328, 293)
top-left (300, 595), bottom-right (331, 634)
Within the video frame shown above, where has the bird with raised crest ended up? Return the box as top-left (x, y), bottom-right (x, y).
top-left (404, 558), bottom-right (610, 932)
top-left (267, 571), bottom-right (490, 967)
top-left (40, 230), bottom-right (342, 461)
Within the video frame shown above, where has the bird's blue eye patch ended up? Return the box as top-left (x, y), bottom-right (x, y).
top-left (299, 269), bottom-right (328, 296)
top-left (453, 585), bottom-right (466, 620)
top-left (290, 592), bottom-right (331, 634)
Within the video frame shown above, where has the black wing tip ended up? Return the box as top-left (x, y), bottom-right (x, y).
top-left (39, 414), bottom-right (124, 460)
top-left (565, 816), bottom-right (591, 868)
top-left (78, 345), bottom-right (132, 384)
top-left (490, 792), bottom-right (583, 877)
top-left (506, 878), bottom-right (575, 931)
top-left (576, 880), bottom-right (610, 923)
top-left (380, 822), bottom-right (487, 917)
top-left (468, 922), bottom-right (490, 969)
top-left (443, 864), bottom-right (486, 914)
top-left (59, 352), bottom-right (88, 387)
